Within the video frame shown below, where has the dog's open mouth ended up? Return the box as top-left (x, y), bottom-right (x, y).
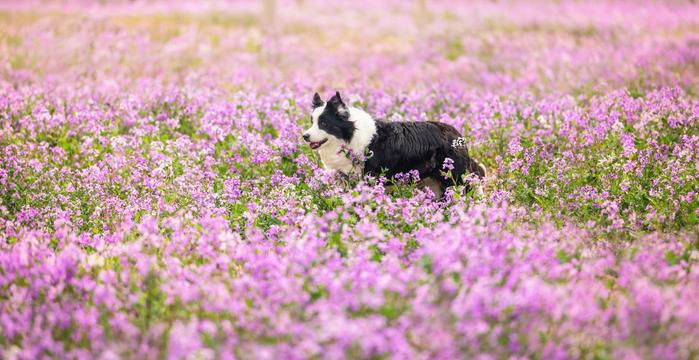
top-left (309, 138), bottom-right (328, 150)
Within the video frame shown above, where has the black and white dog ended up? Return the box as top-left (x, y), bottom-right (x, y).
top-left (302, 91), bottom-right (486, 196)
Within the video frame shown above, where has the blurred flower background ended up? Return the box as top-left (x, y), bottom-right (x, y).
top-left (1, 0), bottom-right (698, 359)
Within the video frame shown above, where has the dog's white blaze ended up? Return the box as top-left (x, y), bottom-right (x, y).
top-left (305, 104), bottom-right (328, 142)
top-left (306, 104), bottom-right (377, 175)
top-left (310, 105), bottom-right (324, 126)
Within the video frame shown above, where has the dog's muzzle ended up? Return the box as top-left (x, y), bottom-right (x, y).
top-left (308, 138), bottom-right (327, 149)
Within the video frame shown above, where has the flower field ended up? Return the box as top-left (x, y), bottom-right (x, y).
top-left (1, 1), bottom-right (698, 358)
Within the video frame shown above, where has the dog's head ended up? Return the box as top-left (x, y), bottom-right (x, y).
top-left (302, 91), bottom-right (355, 150)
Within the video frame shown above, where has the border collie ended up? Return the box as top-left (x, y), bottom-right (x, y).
top-left (302, 91), bottom-right (486, 196)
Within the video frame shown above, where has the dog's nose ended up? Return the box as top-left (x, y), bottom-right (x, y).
top-left (302, 133), bottom-right (310, 142)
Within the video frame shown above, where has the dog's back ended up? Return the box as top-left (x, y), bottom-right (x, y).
top-left (364, 120), bottom-right (485, 192)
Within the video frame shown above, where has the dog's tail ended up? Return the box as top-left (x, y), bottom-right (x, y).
top-left (470, 162), bottom-right (490, 198)
top-left (466, 157), bottom-right (487, 179)
top-left (478, 162), bottom-right (488, 178)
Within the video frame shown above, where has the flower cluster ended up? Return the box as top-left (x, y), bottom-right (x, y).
top-left (442, 157), bottom-right (455, 171)
top-left (337, 144), bottom-right (373, 167)
top-left (451, 137), bottom-right (467, 149)
top-left (1, 1), bottom-right (698, 359)
top-left (393, 169), bottom-right (421, 184)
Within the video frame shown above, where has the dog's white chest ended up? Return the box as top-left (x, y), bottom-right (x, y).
top-left (318, 146), bottom-right (360, 175)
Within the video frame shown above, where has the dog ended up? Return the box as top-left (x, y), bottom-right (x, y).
top-left (302, 91), bottom-right (486, 197)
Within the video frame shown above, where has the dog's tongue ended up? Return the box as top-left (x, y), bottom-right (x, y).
top-left (310, 142), bottom-right (321, 149)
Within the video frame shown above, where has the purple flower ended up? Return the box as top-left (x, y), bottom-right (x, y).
top-left (442, 157), bottom-right (455, 171)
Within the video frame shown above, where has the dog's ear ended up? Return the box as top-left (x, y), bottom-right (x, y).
top-left (312, 92), bottom-right (323, 109)
top-left (328, 91), bottom-right (343, 105)
top-left (328, 91), bottom-right (349, 118)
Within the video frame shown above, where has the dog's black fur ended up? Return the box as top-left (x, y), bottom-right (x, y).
top-left (364, 120), bottom-right (485, 190)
